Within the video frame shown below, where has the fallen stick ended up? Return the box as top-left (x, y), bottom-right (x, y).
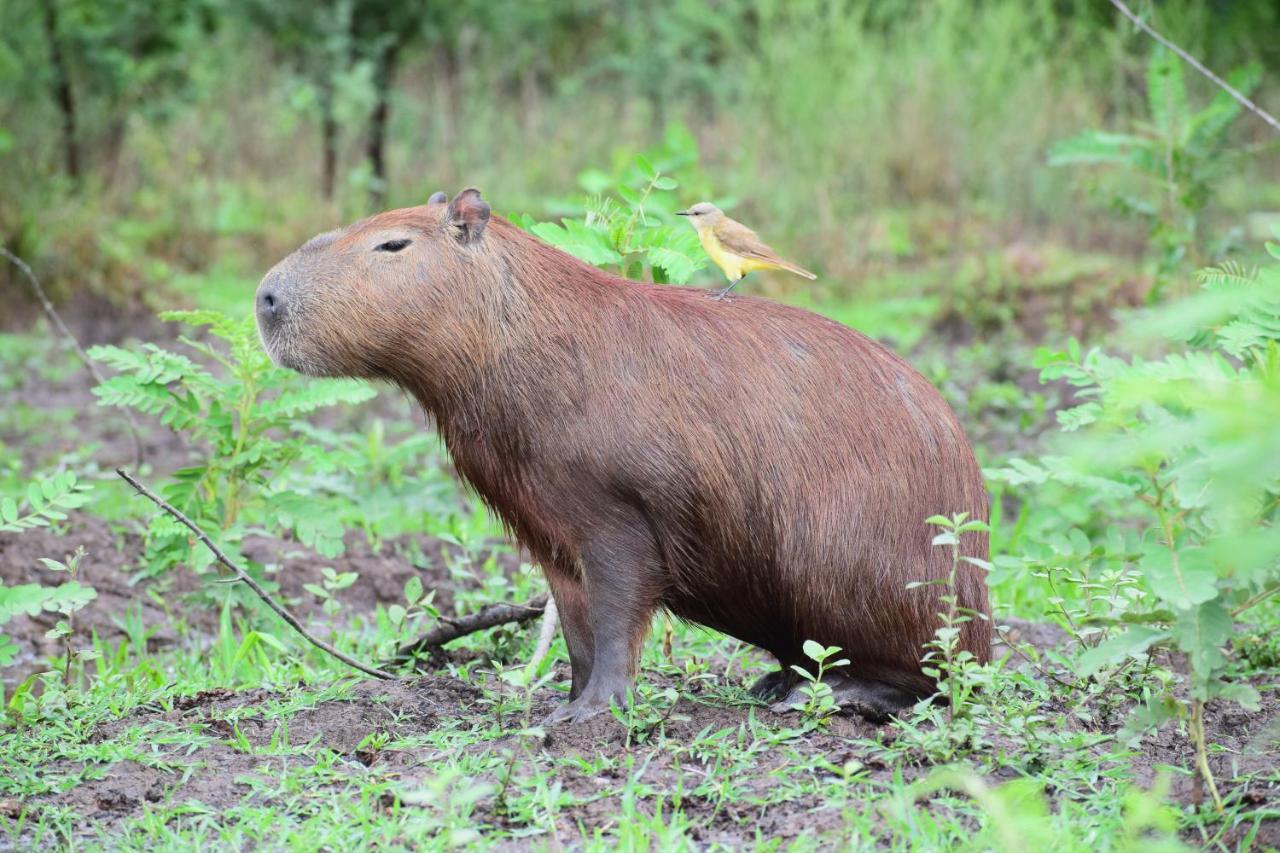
top-left (529, 595), bottom-right (559, 669)
top-left (116, 467), bottom-right (397, 681)
top-left (392, 594), bottom-right (549, 663)
top-left (4, 249), bottom-right (145, 467)
top-left (1107, 0), bottom-right (1280, 135)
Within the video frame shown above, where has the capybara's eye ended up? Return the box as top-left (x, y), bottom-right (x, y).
top-left (374, 239), bottom-right (412, 253)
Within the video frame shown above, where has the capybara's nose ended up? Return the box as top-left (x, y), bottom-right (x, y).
top-left (258, 287), bottom-right (282, 323)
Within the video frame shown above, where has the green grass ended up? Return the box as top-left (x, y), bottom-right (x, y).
top-left (3, 218), bottom-right (1279, 850)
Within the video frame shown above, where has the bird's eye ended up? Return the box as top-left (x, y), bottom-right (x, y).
top-left (375, 239), bottom-right (412, 253)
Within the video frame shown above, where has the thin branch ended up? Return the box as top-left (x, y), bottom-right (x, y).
top-left (529, 595), bottom-right (559, 669)
top-left (4, 249), bottom-right (145, 467)
top-left (1233, 580), bottom-right (1280, 617)
top-left (116, 467), bottom-right (397, 681)
top-left (1107, 0), bottom-right (1280, 135)
top-left (994, 623), bottom-right (1079, 691)
top-left (392, 595), bottom-right (549, 664)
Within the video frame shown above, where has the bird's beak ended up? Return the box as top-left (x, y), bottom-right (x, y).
top-left (676, 211), bottom-right (690, 216)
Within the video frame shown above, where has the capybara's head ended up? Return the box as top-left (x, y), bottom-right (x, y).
top-left (255, 189), bottom-right (491, 379)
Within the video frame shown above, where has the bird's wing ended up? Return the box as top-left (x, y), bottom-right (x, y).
top-left (714, 218), bottom-right (787, 265)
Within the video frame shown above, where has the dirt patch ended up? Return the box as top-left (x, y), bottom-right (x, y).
top-left (27, 676), bottom-right (481, 829)
top-left (0, 514), bottom-right (523, 688)
top-left (25, 663), bottom-right (1277, 846)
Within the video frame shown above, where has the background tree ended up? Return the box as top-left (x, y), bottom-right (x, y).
top-left (34, 0), bottom-right (215, 184)
top-left (349, 0), bottom-right (432, 208)
top-left (241, 0), bottom-right (354, 200)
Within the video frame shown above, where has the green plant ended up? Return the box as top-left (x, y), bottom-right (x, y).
top-left (384, 574), bottom-right (439, 649)
top-left (88, 310), bottom-right (375, 574)
top-left (0, 471), bottom-right (95, 673)
top-left (608, 683), bottom-right (685, 747)
top-left (785, 640), bottom-right (849, 724)
top-left (1050, 46), bottom-right (1262, 298)
top-left (303, 567), bottom-right (359, 619)
top-left (1000, 233), bottom-right (1280, 811)
top-left (37, 546), bottom-right (99, 684)
top-left (518, 126), bottom-right (709, 285)
top-left (916, 513), bottom-right (992, 723)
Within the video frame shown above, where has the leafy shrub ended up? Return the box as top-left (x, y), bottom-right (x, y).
top-left (0, 471), bottom-right (96, 671)
top-left (88, 310), bottom-right (375, 573)
top-left (1050, 47), bottom-right (1261, 297)
top-left (990, 232), bottom-right (1280, 809)
top-left (515, 126), bottom-right (709, 285)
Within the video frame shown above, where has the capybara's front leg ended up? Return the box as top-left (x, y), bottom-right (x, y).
top-left (544, 569), bottom-right (594, 699)
top-left (544, 517), bottom-right (661, 725)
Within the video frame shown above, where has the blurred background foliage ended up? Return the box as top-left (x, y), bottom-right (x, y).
top-left (2, 0), bottom-right (1278, 315)
top-left (3, 1), bottom-right (1280, 829)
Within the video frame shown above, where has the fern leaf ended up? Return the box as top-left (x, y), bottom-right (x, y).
top-left (1048, 130), bottom-right (1150, 168)
top-left (530, 219), bottom-right (624, 266)
top-left (1146, 47), bottom-right (1188, 139)
top-left (258, 380), bottom-right (377, 421)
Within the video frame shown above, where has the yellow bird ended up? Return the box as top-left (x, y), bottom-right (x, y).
top-left (677, 202), bottom-right (816, 299)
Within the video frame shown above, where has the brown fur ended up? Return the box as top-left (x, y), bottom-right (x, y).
top-left (256, 190), bottom-right (991, 722)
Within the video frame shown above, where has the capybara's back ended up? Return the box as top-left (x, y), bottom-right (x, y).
top-left (635, 294), bottom-right (991, 698)
top-left (256, 190), bottom-right (990, 723)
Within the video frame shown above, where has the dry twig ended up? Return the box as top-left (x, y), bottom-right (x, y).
top-left (116, 467), bottom-right (397, 680)
top-left (529, 595), bottom-right (559, 669)
top-left (3, 249), bottom-right (145, 466)
top-left (1108, 0), bottom-right (1280, 135)
top-left (393, 595), bottom-right (549, 664)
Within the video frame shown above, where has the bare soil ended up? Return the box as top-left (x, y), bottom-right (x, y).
top-left (3, 300), bottom-right (1278, 847)
top-left (13, 654), bottom-right (1278, 847)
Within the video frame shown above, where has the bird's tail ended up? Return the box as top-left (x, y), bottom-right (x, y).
top-left (778, 260), bottom-right (817, 280)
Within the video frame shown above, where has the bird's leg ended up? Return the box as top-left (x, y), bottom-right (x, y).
top-left (711, 275), bottom-right (747, 301)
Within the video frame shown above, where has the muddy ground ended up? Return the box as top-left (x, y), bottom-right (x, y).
top-left (9, 633), bottom-right (1279, 847)
top-left (3, 299), bottom-right (1278, 847)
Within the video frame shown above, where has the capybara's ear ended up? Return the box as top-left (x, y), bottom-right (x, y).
top-left (445, 188), bottom-right (490, 244)
top-left (427, 191), bottom-right (448, 205)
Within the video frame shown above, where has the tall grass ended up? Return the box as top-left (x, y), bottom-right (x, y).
top-left (2, 0), bottom-right (1277, 306)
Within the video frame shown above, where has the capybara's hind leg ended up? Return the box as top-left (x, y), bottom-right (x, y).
top-left (748, 667), bottom-right (797, 703)
top-left (544, 570), bottom-right (594, 700)
top-left (770, 675), bottom-right (917, 723)
top-left (544, 516), bottom-right (662, 726)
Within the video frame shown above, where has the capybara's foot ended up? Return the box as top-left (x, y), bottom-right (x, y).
top-left (770, 675), bottom-right (917, 724)
top-left (543, 682), bottom-right (630, 726)
top-left (748, 668), bottom-right (797, 703)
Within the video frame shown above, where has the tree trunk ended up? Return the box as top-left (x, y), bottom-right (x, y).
top-left (320, 79), bottom-right (337, 200)
top-left (41, 0), bottom-right (79, 182)
top-left (366, 48), bottom-right (398, 210)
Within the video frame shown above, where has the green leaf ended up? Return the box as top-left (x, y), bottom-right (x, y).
top-left (0, 582), bottom-right (95, 623)
top-left (651, 176), bottom-right (678, 191)
top-left (0, 633), bottom-right (17, 666)
top-left (634, 154), bottom-right (656, 177)
top-left (1146, 47), bottom-right (1187, 138)
top-left (1076, 626), bottom-right (1168, 676)
top-left (530, 220), bottom-right (624, 267)
top-left (44, 582), bottom-right (97, 616)
top-left (404, 576), bottom-right (424, 606)
top-left (1170, 601), bottom-right (1232, 689)
top-left (1214, 681), bottom-right (1261, 711)
top-left (0, 584), bottom-right (60, 623)
top-left (1139, 545), bottom-right (1218, 610)
top-left (1048, 131), bottom-right (1150, 167)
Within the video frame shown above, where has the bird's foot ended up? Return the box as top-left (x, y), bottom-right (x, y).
top-left (709, 287), bottom-right (735, 301)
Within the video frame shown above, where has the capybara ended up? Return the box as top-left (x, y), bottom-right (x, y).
top-left (256, 189), bottom-right (990, 724)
